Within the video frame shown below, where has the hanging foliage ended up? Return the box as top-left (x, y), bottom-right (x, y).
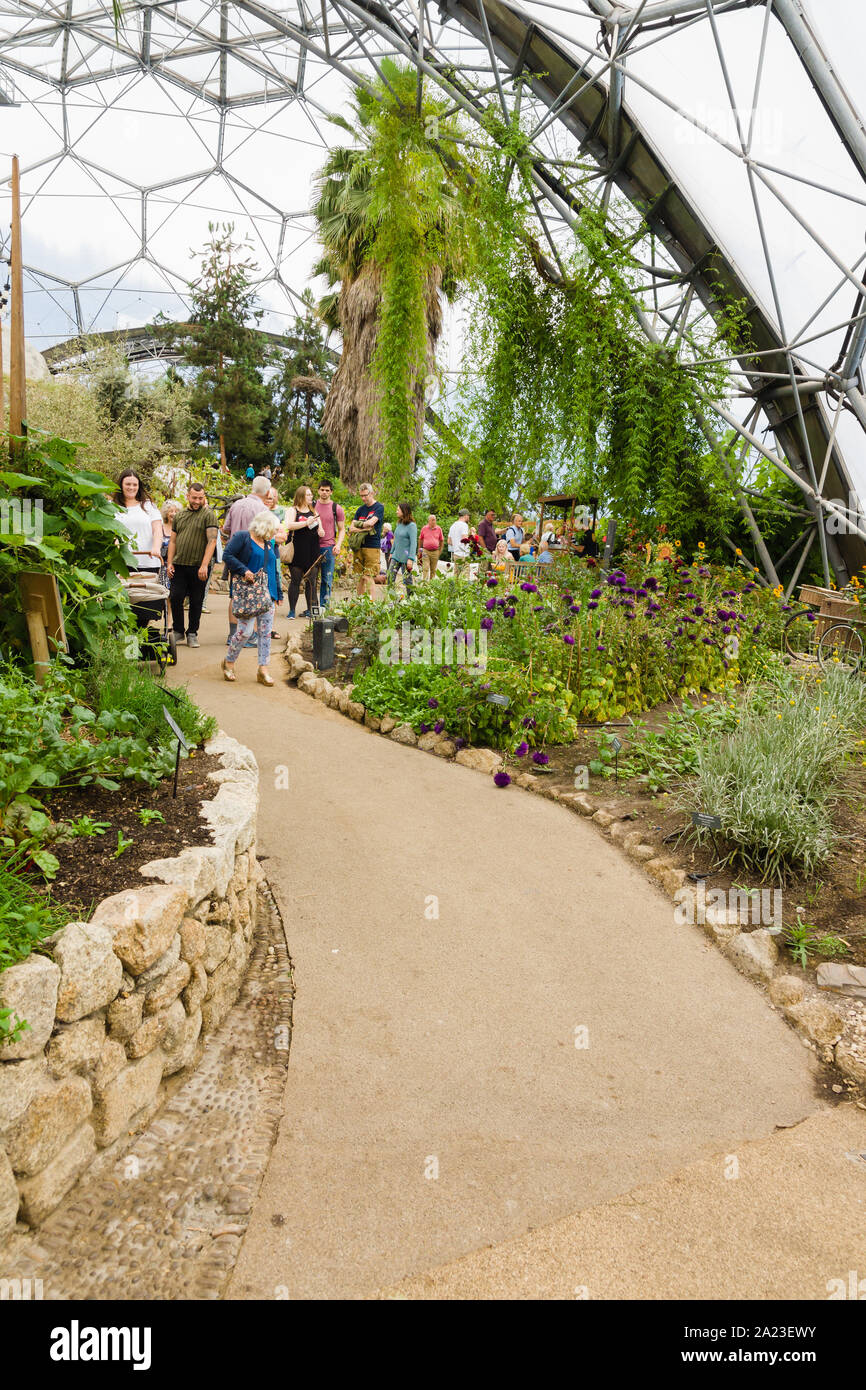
top-left (433, 114), bottom-right (749, 548)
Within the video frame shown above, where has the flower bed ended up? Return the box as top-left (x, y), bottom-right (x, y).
top-left (318, 552), bottom-right (788, 752)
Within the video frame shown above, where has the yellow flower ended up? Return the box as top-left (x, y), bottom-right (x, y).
top-left (698, 542), bottom-right (705, 551)
top-left (735, 548), bottom-right (742, 556)
top-left (674, 540), bottom-right (681, 548)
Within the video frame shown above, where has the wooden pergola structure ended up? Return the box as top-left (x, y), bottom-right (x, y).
top-left (536, 494), bottom-right (598, 548)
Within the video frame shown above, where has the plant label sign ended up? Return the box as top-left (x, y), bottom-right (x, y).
top-left (692, 811), bottom-right (721, 830)
top-left (609, 736), bottom-right (622, 755)
top-left (162, 705), bottom-right (191, 753)
top-left (486, 693), bottom-right (510, 707)
top-left (310, 605), bottom-right (322, 618)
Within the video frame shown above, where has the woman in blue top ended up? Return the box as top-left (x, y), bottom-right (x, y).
top-left (221, 509), bottom-right (283, 685)
top-left (388, 503), bottom-right (418, 592)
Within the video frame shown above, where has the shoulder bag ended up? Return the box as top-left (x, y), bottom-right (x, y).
top-left (232, 564), bottom-right (271, 620)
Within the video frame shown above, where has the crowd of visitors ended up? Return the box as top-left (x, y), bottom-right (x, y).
top-left (112, 463), bottom-right (602, 688)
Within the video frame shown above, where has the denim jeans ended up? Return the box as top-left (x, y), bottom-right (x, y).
top-left (318, 545), bottom-right (336, 607)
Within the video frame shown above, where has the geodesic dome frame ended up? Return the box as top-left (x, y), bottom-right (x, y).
top-left (1, 0), bottom-right (865, 585)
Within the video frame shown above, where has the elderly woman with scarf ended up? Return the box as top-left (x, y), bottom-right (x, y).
top-left (221, 509), bottom-right (283, 685)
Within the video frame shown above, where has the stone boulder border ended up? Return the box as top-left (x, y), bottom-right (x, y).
top-left (0, 731), bottom-right (260, 1244)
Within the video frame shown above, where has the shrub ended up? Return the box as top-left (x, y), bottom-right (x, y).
top-left (685, 667), bottom-right (866, 880)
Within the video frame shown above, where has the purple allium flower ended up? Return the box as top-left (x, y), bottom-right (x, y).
top-left (753, 623), bottom-right (763, 634)
top-left (520, 582), bottom-right (538, 593)
top-left (694, 605), bottom-right (705, 616)
top-left (505, 594), bottom-right (517, 604)
top-left (480, 683), bottom-right (491, 691)
top-left (522, 716), bottom-right (536, 729)
top-left (514, 741), bottom-right (529, 757)
top-left (624, 586), bottom-right (636, 596)
top-left (533, 605), bottom-right (544, 611)
top-left (590, 588), bottom-right (602, 599)
top-left (698, 567), bottom-right (709, 577)
top-left (486, 577), bottom-right (498, 588)
top-left (493, 771), bottom-right (511, 788)
top-left (702, 636), bottom-right (713, 645)
top-left (722, 590), bottom-right (736, 597)
top-left (588, 600), bottom-right (598, 610)
top-left (427, 698), bottom-right (439, 709)
top-left (646, 577), bottom-right (658, 591)
top-left (532, 751), bottom-right (550, 765)
top-left (569, 603), bottom-right (581, 614)
top-left (805, 612), bottom-right (816, 623)
top-left (454, 736), bottom-right (467, 749)
top-left (636, 588), bottom-right (647, 598)
top-left (647, 602), bottom-right (661, 613)
top-left (485, 596), bottom-right (497, 610)
top-left (504, 606), bottom-right (516, 618)
top-left (434, 720), bottom-right (444, 734)
top-left (722, 625), bottom-right (731, 635)
top-left (596, 644), bottom-right (606, 653)
top-left (496, 597), bottom-right (506, 608)
top-left (562, 593), bottom-right (573, 603)
top-left (418, 722), bottom-right (430, 734)
top-left (684, 592), bottom-right (697, 600)
top-left (481, 616), bottom-right (493, 631)
top-left (563, 634), bottom-right (576, 646)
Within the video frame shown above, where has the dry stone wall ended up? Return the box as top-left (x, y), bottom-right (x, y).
top-left (0, 732), bottom-right (260, 1243)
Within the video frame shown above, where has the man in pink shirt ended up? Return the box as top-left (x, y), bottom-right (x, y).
top-left (417, 512), bottom-right (444, 581)
top-left (314, 479), bottom-right (345, 608)
top-left (221, 474), bottom-right (269, 543)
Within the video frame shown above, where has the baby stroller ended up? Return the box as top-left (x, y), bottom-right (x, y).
top-left (122, 556), bottom-right (177, 672)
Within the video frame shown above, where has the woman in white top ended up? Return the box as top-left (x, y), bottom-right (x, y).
top-left (114, 469), bottom-right (163, 573)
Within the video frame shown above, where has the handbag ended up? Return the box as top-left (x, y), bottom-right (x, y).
top-left (231, 566), bottom-right (271, 619)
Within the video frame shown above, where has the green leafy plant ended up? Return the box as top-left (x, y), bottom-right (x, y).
top-left (785, 921), bottom-right (820, 969)
top-left (67, 816), bottom-right (111, 838)
top-left (814, 934), bottom-right (852, 960)
top-left (137, 808), bottom-right (165, 826)
top-left (0, 1007), bottom-right (29, 1050)
top-left (112, 830), bottom-right (134, 859)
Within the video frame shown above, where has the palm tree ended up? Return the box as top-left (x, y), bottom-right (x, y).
top-left (312, 61), bottom-right (470, 491)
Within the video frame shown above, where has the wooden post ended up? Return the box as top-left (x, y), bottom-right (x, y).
top-left (9, 154), bottom-right (25, 458)
top-left (24, 606), bottom-right (50, 684)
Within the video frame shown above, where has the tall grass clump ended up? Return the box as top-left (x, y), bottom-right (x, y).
top-left (82, 639), bottom-right (217, 749)
top-left (685, 667), bottom-right (866, 881)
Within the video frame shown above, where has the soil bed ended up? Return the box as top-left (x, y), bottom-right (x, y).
top-left (35, 751), bottom-right (222, 918)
